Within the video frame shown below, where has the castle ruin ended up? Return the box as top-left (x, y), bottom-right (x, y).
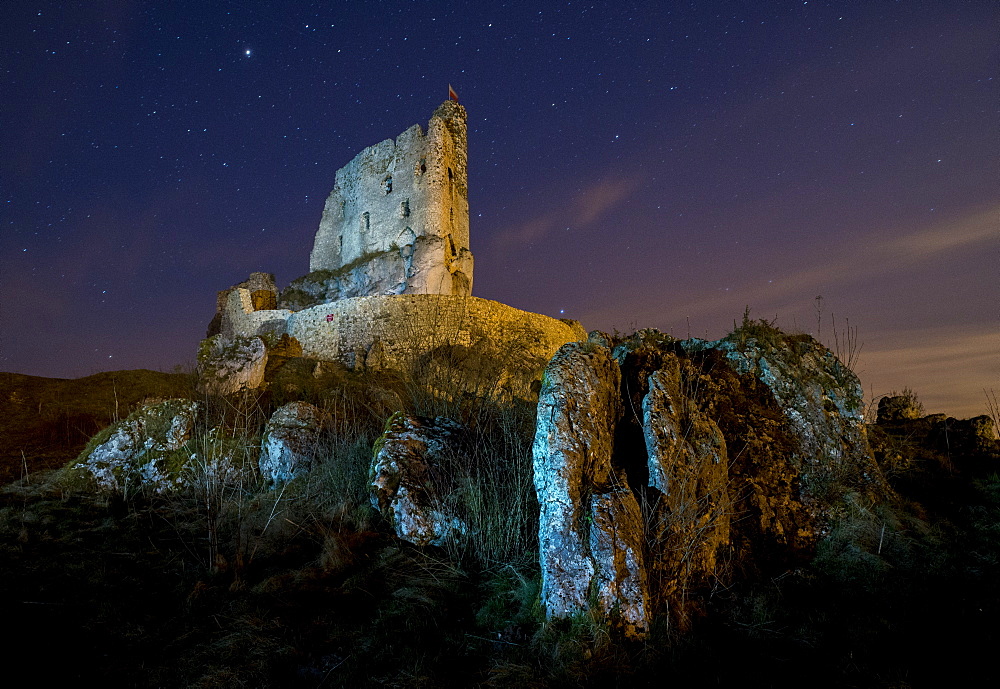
top-left (294, 100), bottom-right (473, 305)
top-left (201, 101), bottom-right (583, 395)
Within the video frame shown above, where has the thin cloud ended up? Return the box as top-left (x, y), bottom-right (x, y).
top-left (862, 324), bottom-right (999, 418)
top-left (584, 202), bottom-right (999, 327)
top-left (492, 178), bottom-right (639, 254)
top-left (764, 203), bottom-right (999, 300)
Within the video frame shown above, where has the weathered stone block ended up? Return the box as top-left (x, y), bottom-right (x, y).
top-left (533, 341), bottom-right (649, 636)
top-left (198, 335), bottom-right (268, 395)
top-left (259, 401), bottom-right (325, 484)
top-left (73, 399), bottom-right (201, 492)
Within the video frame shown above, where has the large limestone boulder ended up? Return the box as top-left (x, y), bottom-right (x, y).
top-left (197, 335), bottom-right (268, 395)
top-left (72, 399), bottom-right (201, 492)
top-left (533, 341), bottom-right (649, 638)
top-left (705, 329), bottom-right (887, 534)
top-left (369, 414), bottom-right (469, 547)
top-left (532, 325), bottom-right (889, 635)
top-left (259, 402), bottom-right (325, 484)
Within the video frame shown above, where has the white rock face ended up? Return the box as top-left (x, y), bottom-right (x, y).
top-left (308, 100), bottom-right (472, 297)
top-left (259, 401), bottom-right (325, 484)
top-left (76, 399), bottom-right (201, 492)
top-left (532, 342), bottom-right (649, 638)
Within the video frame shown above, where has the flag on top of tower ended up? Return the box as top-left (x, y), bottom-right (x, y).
top-left (448, 84), bottom-right (459, 102)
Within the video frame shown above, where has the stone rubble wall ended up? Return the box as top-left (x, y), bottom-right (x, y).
top-left (206, 293), bottom-right (585, 398)
top-left (222, 288), bottom-right (293, 340)
top-left (285, 295), bottom-right (584, 371)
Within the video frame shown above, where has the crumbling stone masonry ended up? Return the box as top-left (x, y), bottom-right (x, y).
top-left (308, 100), bottom-right (473, 298)
top-left (199, 102), bottom-right (582, 398)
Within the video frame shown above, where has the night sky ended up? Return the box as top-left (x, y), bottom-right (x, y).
top-left (2, 1), bottom-right (997, 417)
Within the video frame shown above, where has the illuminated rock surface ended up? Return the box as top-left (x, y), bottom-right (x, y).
top-left (259, 401), bottom-right (325, 485)
top-left (533, 327), bottom-right (890, 634)
top-left (533, 341), bottom-right (649, 637)
top-left (197, 335), bottom-right (268, 396)
top-left (74, 398), bottom-right (201, 492)
top-left (370, 414), bottom-right (469, 547)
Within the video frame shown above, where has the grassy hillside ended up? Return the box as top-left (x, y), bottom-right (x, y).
top-left (1, 362), bottom-right (998, 686)
top-left (0, 369), bottom-right (195, 483)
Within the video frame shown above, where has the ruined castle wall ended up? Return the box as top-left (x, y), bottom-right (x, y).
top-left (218, 292), bottom-right (585, 391)
top-left (222, 288), bottom-right (293, 339)
top-left (308, 101), bottom-right (472, 297)
top-left (285, 295), bottom-right (586, 390)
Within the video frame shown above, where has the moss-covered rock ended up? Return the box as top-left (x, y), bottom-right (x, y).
top-left (69, 399), bottom-right (202, 492)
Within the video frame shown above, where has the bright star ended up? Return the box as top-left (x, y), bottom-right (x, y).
top-left (244, 48), bottom-right (252, 57)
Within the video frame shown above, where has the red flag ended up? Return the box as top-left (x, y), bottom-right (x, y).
top-left (448, 84), bottom-right (459, 102)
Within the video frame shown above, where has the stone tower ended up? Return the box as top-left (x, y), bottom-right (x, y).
top-left (309, 100), bottom-right (473, 297)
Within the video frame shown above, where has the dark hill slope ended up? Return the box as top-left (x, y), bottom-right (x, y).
top-left (0, 370), bottom-right (194, 483)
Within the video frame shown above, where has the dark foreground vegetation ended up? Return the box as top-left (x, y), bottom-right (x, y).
top-left (1, 359), bottom-right (998, 687)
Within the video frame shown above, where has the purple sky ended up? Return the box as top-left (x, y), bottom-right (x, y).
top-left (2, 1), bottom-right (997, 417)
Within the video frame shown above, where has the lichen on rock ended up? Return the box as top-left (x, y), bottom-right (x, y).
top-left (369, 414), bottom-right (469, 547)
top-left (197, 334), bottom-right (268, 395)
top-left (533, 341), bottom-right (649, 637)
top-left (259, 401), bottom-right (326, 485)
top-left (72, 398), bottom-right (201, 492)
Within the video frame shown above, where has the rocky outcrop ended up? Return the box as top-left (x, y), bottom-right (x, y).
top-left (369, 414), bottom-right (469, 547)
top-left (197, 335), bottom-right (268, 396)
top-left (73, 399), bottom-right (201, 492)
top-left (641, 362), bottom-right (730, 614)
top-left (532, 324), bottom-right (889, 635)
top-left (877, 392), bottom-right (924, 423)
top-left (875, 406), bottom-right (1000, 476)
top-left (259, 402), bottom-right (325, 484)
top-left (533, 342), bottom-right (648, 638)
top-left (701, 328), bottom-right (887, 540)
